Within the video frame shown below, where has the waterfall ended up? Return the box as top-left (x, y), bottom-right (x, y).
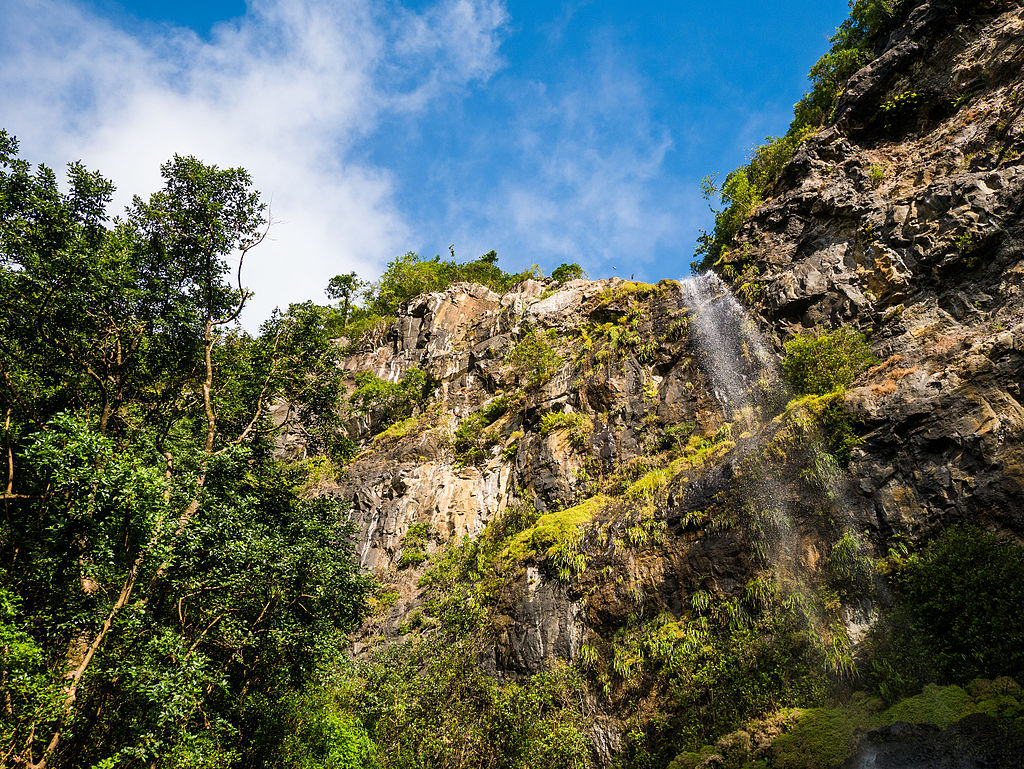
top-left (679, 272), bottom-right (782, 419)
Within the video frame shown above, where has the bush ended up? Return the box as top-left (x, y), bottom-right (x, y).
top-left (349, 367), bottom-right (433, 433)
top-left (509, 330), bottom-right (563, 389)
top-left (364, 251), bottom-right (534, 316)
top-left (782, 328), bottom-right (875, 395)
top-left (398, 523), bottom-right (433, 569)
top-left (870, 526), bottom-right (1024, 698)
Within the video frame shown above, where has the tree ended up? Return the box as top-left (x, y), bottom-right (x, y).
top-left (551, 263), bottom-right (584, 284)
top-left (326, 272), bottom-right (366, 326)
top-left (0, 133), bottom-right (372, 768)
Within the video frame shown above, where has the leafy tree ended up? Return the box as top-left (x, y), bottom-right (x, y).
top-left (326, 272), bottom-right (366, 326)
top-left (0, 131), bottom-right (373, 768)
top-left (551, 263), bottom-right (585, 284)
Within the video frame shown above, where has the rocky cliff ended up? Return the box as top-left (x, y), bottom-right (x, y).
top-left (724, 0), bottom-right (1024, 538)
top-left (289, 2), bottom-right (1024, 766)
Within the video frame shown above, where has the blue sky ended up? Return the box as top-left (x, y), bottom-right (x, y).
top-left (0, 0), bottom-right (851, 325)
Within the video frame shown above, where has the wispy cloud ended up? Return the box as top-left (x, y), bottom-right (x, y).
top-left (444, 34), bottom-right (697, 279)
top-left (0, 0), bottom-right (508, 326)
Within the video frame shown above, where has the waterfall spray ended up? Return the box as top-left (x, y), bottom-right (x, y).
top-left (679, 272), bottom-right (783, 421)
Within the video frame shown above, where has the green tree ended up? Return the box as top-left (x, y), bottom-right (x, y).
top-left (0, 132), bottom-right (373, 768)
top-left (326, 272), bottom-right (366, 326)
top-left (551, 263), bottom-right (585, 284)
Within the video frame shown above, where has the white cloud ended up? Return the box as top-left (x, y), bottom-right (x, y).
top-left (0, 0), bottom-right (508, 327)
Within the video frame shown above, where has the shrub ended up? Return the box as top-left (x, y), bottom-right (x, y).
top-left (349, 367), bottom-right (432, 433)
top-left (869, 164), bottom-right (887, 187)
top-left (364, 251), bottom-right (534, 316)
top-left (782, 328), bottom-right (875, 395)
top-left (551, 262), bottom-right (584, 284)
top-left (877, 90), bottom-right (921, 133)
top-left (398, 523), bottom-right (433, 569)
top-left (869, 526), bottom-right (1024, 698)
top-left (509, 330), bottom-right (563, 389)
top-left (827, 532), bottom-right (873, 597)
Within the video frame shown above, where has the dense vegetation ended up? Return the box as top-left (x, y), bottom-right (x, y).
top-left (0, 132), bottom-right (374, 768)
top-left (694, 0), bottom-right (904, 273)
top-left (313, 253), bottom-right (582, 350)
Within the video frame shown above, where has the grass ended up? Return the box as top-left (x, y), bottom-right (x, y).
top-left (539, 411), bottom-right (593, 447)
top-left (597, 280), bottom-right (661, 306)
top-left (373, 415), bottom-right (420, 443)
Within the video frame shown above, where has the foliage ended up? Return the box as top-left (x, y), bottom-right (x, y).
top-left (877, 90), bottom-right (921, 133)
top-left (603, 589), bottom-right (832, 761)
top-left (674, 679), bottom-right (1023, 769)
top-left (501, 495), bottom-right (610, 566)
top-left (508, 329), bottom-right (563, 389)
top-left (597, 280), bottom-right (662, 306)
top-left (453, 397), bottom-right (510, 465)
top-left (551, 262), bottom-right (585, 283)
top-left (0, 133), bottom-right (373, 768)
top-left (363, 250), bottom-right (535, 316)
top-left (827, 532), bottom-right (873, 597)
top-left (955, 232), bottom-right (976, 253)
top-left (868, 526), bottom-right (1024, 700)
top-left (329, 500), bottom-right (592, 769)
top-left (346, 639), bottom-right (593, 769)
top-left (349, 367), bottom-right (433, 434)
top-left (398, 523), bottom-right (433, 569)
top-left (782, 327), bottom-right (876, 396)
top-left (325, 272), bottom-right (367, 327)
top-left (539, 410), bottom-right (593, 448)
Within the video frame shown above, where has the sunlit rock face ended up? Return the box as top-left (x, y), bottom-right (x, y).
top-left (716, 0), bottom-right (1024, 539)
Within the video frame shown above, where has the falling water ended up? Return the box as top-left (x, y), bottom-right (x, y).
top-left (680, 273), bottom-right (873, 663)
top-left (679, 272), bottom-right (783, 420)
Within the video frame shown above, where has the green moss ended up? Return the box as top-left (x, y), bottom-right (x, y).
top-left (771, 705), bottom-right (879, 769)
top-left (501, 494), bottom-right (611, 563)
top-left (883, 684), bottom-right (978, 728)
top-left (776, 390), bottom-right (864, 465)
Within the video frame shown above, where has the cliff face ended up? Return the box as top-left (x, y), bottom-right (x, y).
top-left (726, 0), bottom-right (1024, 538)
top-left (294, 1), bottom-right (1024, 765)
